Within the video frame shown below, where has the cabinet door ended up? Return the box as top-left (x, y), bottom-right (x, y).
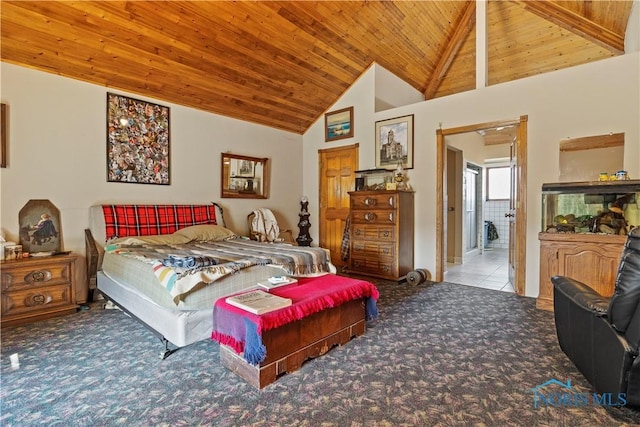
top-left (558, 244), bottom-right (620, 297)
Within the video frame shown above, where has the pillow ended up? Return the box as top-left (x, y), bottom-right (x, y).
top-left (174, 224), bottom-right (238, 242)
top-left (110, 234), bottom-right (191, 246)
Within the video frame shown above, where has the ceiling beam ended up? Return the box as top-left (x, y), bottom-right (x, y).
top-left (514, 0), bottom-right (625, 55)
top-left (423, 1), bottom-right (476, 99)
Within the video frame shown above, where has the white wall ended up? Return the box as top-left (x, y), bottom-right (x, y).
top-left (0, 63), bottom-right (304, 301)
top-left (303, 52), bottom-right (640, 298)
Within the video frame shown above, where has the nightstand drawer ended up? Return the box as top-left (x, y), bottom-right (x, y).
top-left (1, 262), bottom-right (72, 290)
top-left (2, 284), bottom-right (73, 317)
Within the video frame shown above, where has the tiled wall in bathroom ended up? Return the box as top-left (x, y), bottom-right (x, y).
top-left (484, 200), bottom-right (510, 249)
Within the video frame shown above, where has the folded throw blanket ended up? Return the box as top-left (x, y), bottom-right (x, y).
top-left (161, 255), bottom-right (218, 269)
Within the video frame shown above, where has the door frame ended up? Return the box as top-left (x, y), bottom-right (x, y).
top-left (436, 116), bottom-right (528, 295)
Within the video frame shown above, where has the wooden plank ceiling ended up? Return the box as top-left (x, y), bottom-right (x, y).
top-left (1, 1), bottom-right (633, 134)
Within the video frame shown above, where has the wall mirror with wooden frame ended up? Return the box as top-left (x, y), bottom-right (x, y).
top-left (221, 153), bottom-right (269, 199)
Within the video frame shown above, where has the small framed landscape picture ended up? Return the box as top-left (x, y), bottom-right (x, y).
top-left (375, 114), bottom-right (414, 170)
top-left (324, 106), bottom-right (354, 142)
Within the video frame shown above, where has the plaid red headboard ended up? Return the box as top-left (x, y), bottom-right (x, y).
top-left (102, 204), bottom-right (219, 240)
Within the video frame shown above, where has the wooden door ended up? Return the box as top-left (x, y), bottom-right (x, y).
top-left (318, 144), bottom-right (358, 268)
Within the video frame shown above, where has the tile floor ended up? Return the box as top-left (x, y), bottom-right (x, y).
top-left (445, 248), bottom-right (515, 293)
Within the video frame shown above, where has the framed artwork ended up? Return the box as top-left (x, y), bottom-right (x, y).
top-left (19, 199), bottom-right (62, 254)
top-left (375, 114), bottom-right (414, 169)
top-left (1, 103), bottom-right (6, 168)
top-left (324, 106), bottom-right (354, 142)
top-left (106, 93), bottom-right (170, 184)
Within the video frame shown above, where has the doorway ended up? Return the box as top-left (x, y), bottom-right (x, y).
top-left (436, 116), bottom-right (528, 296)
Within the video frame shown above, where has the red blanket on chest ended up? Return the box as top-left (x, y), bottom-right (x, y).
top-left (211, 274), bottom-right (379, 364)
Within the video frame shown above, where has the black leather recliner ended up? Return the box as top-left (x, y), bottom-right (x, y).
top-left (552, 227), bottom-right (640, 406)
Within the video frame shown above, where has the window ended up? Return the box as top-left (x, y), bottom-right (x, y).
top-left (486, 166), bottom-right (510, 200)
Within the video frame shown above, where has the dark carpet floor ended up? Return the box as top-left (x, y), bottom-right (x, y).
top-left (1, 278), bottom-right (639, 426)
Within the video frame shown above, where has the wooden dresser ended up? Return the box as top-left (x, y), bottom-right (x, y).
top-left (1, 254), bottom-right (78, 327)
top-left (537, 233), bottom-right (625, 311)
top-left (348, 190), bottom-right (414, 280)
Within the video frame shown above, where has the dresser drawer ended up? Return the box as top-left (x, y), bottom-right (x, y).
top-left (1, 261), bottom-right (72, 291)
top-left (350, 257), bottom-right (396, 276)
top-left (352, 241), bottom-right (395, 258)
top-left (350, 193), bottom-right (397, 210)
top-left (351, 210), bottom-right (396, 225)
top-left (352, 225), bottom-right (395, 241)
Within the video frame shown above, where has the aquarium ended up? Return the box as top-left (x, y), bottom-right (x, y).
top-left (354, 168), bottom-right (395, 191)
top-left (541, 180), bottom-right (640, 235)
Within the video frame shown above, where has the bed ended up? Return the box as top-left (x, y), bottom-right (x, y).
top-left (85, 203), bottom-right (336, 358)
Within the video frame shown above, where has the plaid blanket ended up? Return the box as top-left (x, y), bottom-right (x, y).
top-left (105, 239), bottom-right (331, 303)
top-left (102, 204), bottom-right (218, 240)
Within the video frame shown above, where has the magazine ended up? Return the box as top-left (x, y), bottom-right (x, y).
top-left (225, 290), bottom-right (292, 315)
top-left (258, 276), bottom-right (298, 290)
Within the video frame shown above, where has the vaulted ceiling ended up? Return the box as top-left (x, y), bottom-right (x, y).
top-left (1, 1), bottom-right (634, 134)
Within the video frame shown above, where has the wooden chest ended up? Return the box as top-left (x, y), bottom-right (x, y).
top-left (220, 298), bottom-right (366, 388)
top-left (1, 254), bottom-right (78, 327)
top-left (348, 190), bottom-right (414, 280)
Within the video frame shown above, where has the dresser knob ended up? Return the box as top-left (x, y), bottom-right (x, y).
top-left (364, 198), bottom-right (377, 206)
top-left (364, 212), bottom-right (377, 222)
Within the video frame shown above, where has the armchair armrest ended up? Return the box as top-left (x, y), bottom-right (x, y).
top-left (551, 276), bottom-right (609, 316)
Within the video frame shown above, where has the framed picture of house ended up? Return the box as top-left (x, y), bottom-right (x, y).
top-left (106, 93), bottom-right (170, 185)
top-left (375, 114), bottom-right (414, 170)
top-left (324, 106), bottom-right (354, 142)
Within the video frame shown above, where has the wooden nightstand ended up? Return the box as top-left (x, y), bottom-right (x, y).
top-left (1, 254), bottom-right (79, 327)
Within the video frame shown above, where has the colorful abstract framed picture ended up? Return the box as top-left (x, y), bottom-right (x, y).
top-left (106, 93), bottom-right (170, 184)
top-left (324, 106), bottom-right (354, 142)
top-left (375, 114), bottom-right (414, 170)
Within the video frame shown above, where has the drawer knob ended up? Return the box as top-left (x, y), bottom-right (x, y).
top-left (354, 229), bottom-right (361, 236)
top-left (383, 231), bottom-right (390, 237)
top-left (364, 212), bottom-right (377, 222)
top-left (364, 198), bottom-right (377, 207)
top-left (26, 270), bottom-right (52, 284)
top-left (26, 293), bottom-right (52, 307)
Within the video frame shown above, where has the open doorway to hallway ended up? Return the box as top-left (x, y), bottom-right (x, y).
top-left (443, 128), bottom-right (516, 293)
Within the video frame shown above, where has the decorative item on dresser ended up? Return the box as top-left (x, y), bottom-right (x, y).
top-left (1, 254), bottom-right (78, 327)
top-left (348, 190), bottom-right (414, 281)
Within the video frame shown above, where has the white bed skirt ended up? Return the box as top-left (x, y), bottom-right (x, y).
top-left (97, 271), bottom-right (213, 348)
